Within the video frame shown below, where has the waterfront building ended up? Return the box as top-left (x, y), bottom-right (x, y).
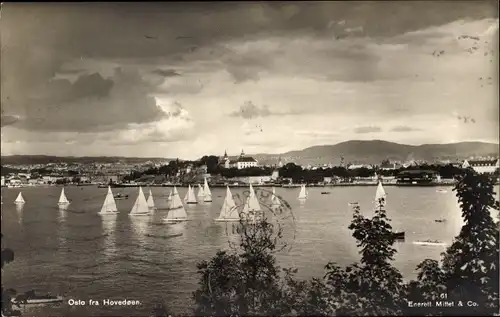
top-left (396, 170), bottom-right (438, 185)
top-left (462, 159), bottom-right (499, 174)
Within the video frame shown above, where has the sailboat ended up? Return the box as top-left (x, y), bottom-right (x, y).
top-left (14, 192), bottom-right (25, 205)
top-left (241, 184), bottom-right (262, 222)
top-left (375, 181), bottom-right (387, 206)
top-left (203, 178), bottom-right (212, 202)
top-left (58, 188), bottom-right (70, 206)
top-left (167, 189), bottom-right (173, 204)
top-left (215, 186), bottom-right (239, 221)
top-left (98, 186), bottom-right (119, 215)
top-left (197, 184), bottom-right (205, 201)
top-left (164, 186), bottom-right (188, 223)
top-left (297, 184), bottom-right (307, 200)
top-left (185, 185), bottom-right (198, 204)
top-left (147, 188), bottom-right (156, 210)
top-left (168, 187), bottom-right (184, 210)
top-left (270, 187), bottom-right (281, 208)
top-left (129, 187), bottom-right (151, 216)
top-left (375, 182), bottom-right (403, 239)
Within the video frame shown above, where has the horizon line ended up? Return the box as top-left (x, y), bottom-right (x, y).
top-left (1, 139), bottom-right (498, 161)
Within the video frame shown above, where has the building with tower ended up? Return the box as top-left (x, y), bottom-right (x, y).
top-left (220, 149), bottom-right (259, 169)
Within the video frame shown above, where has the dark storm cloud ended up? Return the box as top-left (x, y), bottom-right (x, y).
top-left (1, 1), bottom-right (496, 130)
top-left (354, 126), bottom-right (382, 134)
top-left (390, 125), bottom-right (422, 132)
top-left (0, 115), bottom-right (20, 127)
top-left (10, 68), bottom-right (174, 133)
top-left (151, 69), bottom-right (181, 77)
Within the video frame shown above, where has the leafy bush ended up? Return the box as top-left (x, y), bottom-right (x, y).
top-left (192, 169), bottom-right (499, 316)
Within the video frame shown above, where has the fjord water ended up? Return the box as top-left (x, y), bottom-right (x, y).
top-left (0, 186), bottom-right (488, 316)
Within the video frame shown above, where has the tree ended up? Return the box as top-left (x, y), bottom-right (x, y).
top-left (322, 199), bottom-right (406, 316)
top-left (193, 218), bottom-right (291, 316)
top-left (192, 167), bottom-right (499, 317)
top-left (199, 156), bottom-right (220, 173)
top-left (408, 169), bottom-right (499, 316)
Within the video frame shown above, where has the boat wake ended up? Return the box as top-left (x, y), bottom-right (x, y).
top-left (413, 240), bottom-right (447, 246)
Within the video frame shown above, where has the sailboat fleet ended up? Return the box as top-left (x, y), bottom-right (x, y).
top-left (164, 186), bottom-right (188, 223)
top-left (0, 182), bottom-right (449, 250)
top-left (184, 185), bottom-right (198, 204)
top-left (203, 178), bottom-right (212, 202)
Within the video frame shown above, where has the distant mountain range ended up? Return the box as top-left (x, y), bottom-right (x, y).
top-left (1, 140), bottom-right (498, 166)
top-left (253, 140), bottom-right (499, 166)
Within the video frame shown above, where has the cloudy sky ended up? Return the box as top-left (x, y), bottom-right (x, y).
top-left (1, 2), bottom-right (498, 159)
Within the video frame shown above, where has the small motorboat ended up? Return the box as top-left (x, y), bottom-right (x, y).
top-left (11, 290), bottom-right (63, 305)
top-left (145, 233), bottom-right (183, 239)
top-left (436, 189), bottom-right (448, 193)
top-left (113, 193), bottom-right (128, 200)
top-left (434, 218), bottom-right (447, 223)
top-left (413, 239), bottom-right (447, 246)
top-left (321, 191), bottom-right (331, 195)
top-left (392, 231), bottom-right (405, 240)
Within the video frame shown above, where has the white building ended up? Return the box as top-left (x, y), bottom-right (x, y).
top-left (223, 150), bottom-right (258, 169)
top-left (462, 159), bottom-right (499, 174)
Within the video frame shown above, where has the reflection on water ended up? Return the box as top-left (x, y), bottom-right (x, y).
top-left (130, 217), bottom-right (150, 245)
top-left (0, 185), bottom-right (489, 316)
top-left (298, 198), bottom-right (307, 206)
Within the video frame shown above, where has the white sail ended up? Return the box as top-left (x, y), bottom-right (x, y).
top-left (167, 189), bottom-right (173, 203)
top-left (197, 184), bottom-right (205, 200)
top-left (129, 187), bottom-right (150, 215)
top-left (99, 186), bottom-right (118, 214)
top-left (215, 186), bottom-right (239, 221)
top-left (14, 192), bottom-right (25, 204)
top-left (203, 178), bottom-right (212, 202)
top-left (168, 186), bottom-right (184, 210)
top-left (186, 185), bottom-right (198, 204)
top-left (164, 186), bottom-right (187, 222)
top-left (241, 184), bottom-right (262, 221)
top-left (183, 187), bottom-right (189, 202)
top-left (375, 181), bottom-right (387, 206)
top-left (298, 184), bottom-right (307, 199)
top-left (58, 188), bottom-right (70, 205)
top-left (147, 188), bottom-right (156, 210)
top-left (271, 187), bottom-right (281, 206)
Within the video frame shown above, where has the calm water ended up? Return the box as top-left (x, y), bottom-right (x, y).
top-left (0, 185), bottom-right (494, 316)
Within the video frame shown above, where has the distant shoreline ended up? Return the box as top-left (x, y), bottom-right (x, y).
top-left (1, 182), bottom-right (465, 189)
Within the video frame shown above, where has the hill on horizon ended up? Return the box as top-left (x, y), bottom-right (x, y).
top-left (254, 140), bottom-right (499, 166)
top-left (1, 140), bottom-right (498, 166)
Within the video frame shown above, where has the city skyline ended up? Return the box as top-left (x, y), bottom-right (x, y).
top-left (1, 2), bottom-right (499, 160)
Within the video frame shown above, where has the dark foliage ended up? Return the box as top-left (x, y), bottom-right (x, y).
top-left (1, 234), bottom-right (20, 316)
top-left (193, 168), bottom-right (499, 316)
top-left (407, 168), bottom-right (499, 316)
